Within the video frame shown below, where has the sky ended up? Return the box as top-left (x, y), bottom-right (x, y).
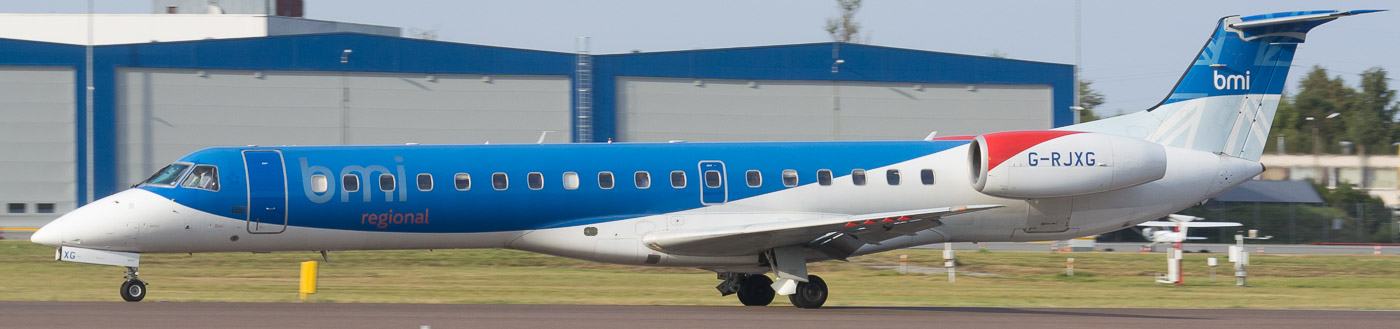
top-left (9, 0), bottom-right (1397, 117)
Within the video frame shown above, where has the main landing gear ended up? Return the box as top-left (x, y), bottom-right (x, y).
top-left (787, 275), bottom-right (827, 309)
top-left (718, 272), bottom-right (829, 308)
top-left (719, 273), bottom-right (777, 306)
top-left (717, 245), bottom-right (831, 309)
top-left (120, 266), bottom-right (147, 302)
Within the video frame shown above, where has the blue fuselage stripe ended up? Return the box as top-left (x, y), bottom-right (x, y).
top-left (144, 141), bottom-right (963, 233)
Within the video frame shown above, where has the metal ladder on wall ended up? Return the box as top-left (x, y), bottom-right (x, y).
top-left (575, 37), bottom-right (593, 143)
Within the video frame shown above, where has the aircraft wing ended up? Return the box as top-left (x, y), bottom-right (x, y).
top-left (641, 205), bottom-right (1001, 259)
top-left (1138, 221), bottom-right (1242, 228)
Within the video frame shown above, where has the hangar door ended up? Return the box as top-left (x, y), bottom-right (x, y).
top-left (116, 68), bottom-right (570, 188)
top-left (616, 77), bottom-right (1052, 142)
top-left (0, 66), bottom-right (76, 221)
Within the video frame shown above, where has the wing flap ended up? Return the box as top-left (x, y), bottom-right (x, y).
top-left (641, 205), bottom-right (1001, 257)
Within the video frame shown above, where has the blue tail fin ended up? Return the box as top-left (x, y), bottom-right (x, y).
top-left (1070, 10), bottom-right (1382, 161)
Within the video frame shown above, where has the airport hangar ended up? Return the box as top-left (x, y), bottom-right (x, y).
top-left (0, 32), bottom-right (1074, 228)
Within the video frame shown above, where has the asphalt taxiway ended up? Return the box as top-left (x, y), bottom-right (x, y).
top-left (918, 242), bottom-right (1398, 255)
top-left (2, 302), bottom-right (1395, 329)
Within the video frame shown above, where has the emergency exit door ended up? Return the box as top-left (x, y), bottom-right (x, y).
top-left (699, 161), bottom-right (727, 205)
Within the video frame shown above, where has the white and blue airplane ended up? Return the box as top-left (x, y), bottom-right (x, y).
top-left (32, 10), bottom-right (1378, 308)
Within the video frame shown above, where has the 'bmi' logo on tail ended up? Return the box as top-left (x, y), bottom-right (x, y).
top-left (1212, 70), bottom-right (1250, 90)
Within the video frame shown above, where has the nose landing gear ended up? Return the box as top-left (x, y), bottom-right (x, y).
top-left (120, 266), bottom-right (147, 302)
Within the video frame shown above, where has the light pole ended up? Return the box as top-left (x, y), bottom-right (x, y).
top-left (1306, 112), bottom-right (1341, 184)
top-left (831, 53), bottom-right (843, 140)
top-left (1073, 0), bottom-right (1081, 124)
top-left (340, 49), bottom-right (352, 145)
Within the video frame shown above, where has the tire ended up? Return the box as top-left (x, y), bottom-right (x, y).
top-left (120, 280), bottom-right (146, 302)
top-left (737, 275), bottom-right (775, 306)
top-left (788, 275), bottom-right (827, 309)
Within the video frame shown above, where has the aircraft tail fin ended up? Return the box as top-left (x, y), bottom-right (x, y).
top-left (1069, 10), bottom-right (1382, 161)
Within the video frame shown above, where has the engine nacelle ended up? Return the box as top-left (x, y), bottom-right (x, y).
top-left (969, 131), bottom-right (1167, 199)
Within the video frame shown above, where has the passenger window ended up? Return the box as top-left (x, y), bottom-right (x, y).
top-left (417, 173), bottom-right (433, 191)
top-left (379, 174), bottom-right (396, 191)
top-left (563, 172), bottom-right (580, 190)
top-left (670, 171), bottom-right (686, 188)
top-left (343, 174), bottom-right (360, 192)
top-left (817, 169), bottom-right (832, 186)
top-left (746, 170), bottom-right (761, 187)
top-left (635, 171), bottom-right (651, 189)
top-left (528, 172), bottom-right (544, 190)
top-left (454, 173), bottom-right (470, 191)
top-left (852, 169), bottom-right (866, 186)
top-left (782, 169), bottom-right (798, 187)
top-left (705, 170), bottom-right (721, 188)
top-left (492, 172), bottom-right (508, 190)
top-left (921, 169), bottom-right (935, 185)
top-left (599, 172), bottom-right (615, 189)
top-left (310, 174), bottom-right (328, 193)
top-left (886, 169), bottom-right (901, 185)
top-left (180, 165), bottom-right (220, 191)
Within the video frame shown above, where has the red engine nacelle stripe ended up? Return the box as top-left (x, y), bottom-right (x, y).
top-left (984, 131), bottom-right (1083, 170)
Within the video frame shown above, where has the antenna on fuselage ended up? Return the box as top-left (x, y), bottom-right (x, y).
top-left (537, 131), bottom-right (554, 144)
top-left (923, 131), bottom-right (938, 141)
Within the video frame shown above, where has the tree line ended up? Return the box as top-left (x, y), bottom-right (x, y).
top-left (1268, 66), bottom-right (1400, 155)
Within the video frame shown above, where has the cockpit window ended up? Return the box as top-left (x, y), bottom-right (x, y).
top-left (180, 165), bottom-right (220, 191)
top-left (142, 163), bottom-right (191, 187)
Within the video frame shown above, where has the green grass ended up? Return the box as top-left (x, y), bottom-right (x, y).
top-left (2, 240), bottom-right (1398, 309)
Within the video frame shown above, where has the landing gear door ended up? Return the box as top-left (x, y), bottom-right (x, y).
top-left (699, 161), bottom-right (727, 205)
top-left (1023, 198), bottom-right (1072, 233)
top-left (243, 150), bottom-right (288, 234)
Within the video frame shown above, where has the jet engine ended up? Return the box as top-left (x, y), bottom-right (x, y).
top-left (968, 131), bottom-right (1167, 199)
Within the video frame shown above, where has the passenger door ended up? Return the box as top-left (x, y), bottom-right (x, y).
top-left (243, 150), bottom-right (288, 234)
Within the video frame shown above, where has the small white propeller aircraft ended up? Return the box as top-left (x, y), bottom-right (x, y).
top-left (1138, 214), bottom-right (1240, 285)
top-left (1138, 214), bottom-right (1242, 245)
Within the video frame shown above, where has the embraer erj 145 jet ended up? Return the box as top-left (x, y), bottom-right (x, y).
top-left (32, 10), bottom-right (1379, 308)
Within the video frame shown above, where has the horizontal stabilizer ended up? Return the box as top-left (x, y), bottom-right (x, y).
top-left (641, 205), bottom-right (1001, 257)
top-left (1230, 10), bottom-right (1383, 31)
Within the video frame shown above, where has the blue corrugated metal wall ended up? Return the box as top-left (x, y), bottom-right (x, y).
top-left (592, 43), bottom-right (1074, 142)
top-left (0, 33), bottom-right (1072, 204)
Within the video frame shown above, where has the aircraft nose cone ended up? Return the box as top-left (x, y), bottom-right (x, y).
top-left (30, 222), bottom-right (61, 248)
